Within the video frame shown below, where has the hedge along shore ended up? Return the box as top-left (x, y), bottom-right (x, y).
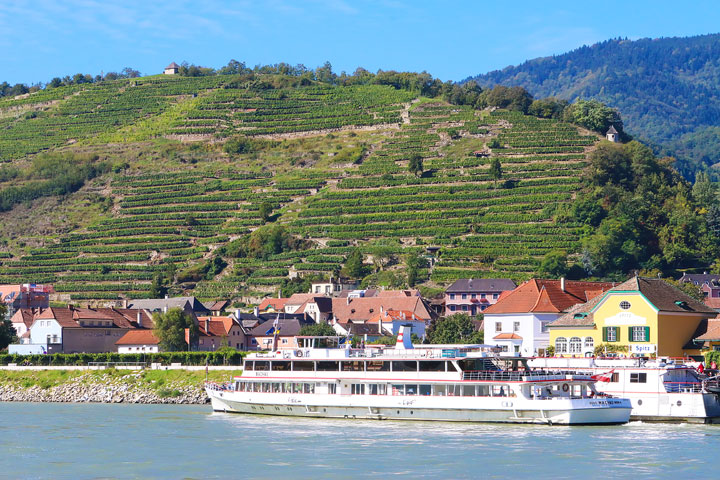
top-left (0, 368), bottom-right (242, 405)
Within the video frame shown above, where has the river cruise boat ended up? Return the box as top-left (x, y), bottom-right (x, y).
top-left (529, 357), bottom-right (720, 423)
top-left (206, 329), bottom-right (631, 425)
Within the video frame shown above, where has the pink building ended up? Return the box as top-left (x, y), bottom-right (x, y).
top-left (444, 278), bottom-right (516, 316)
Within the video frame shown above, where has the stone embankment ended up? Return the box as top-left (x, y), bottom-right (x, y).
top-left (0, 371), bottom-right (212, 405)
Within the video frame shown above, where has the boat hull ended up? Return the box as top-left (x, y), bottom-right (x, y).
top-left (207, 389), bottom-right (631, 425)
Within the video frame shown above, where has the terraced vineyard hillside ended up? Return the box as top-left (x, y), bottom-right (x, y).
top-left (0, 74), bottom-right (599, 303)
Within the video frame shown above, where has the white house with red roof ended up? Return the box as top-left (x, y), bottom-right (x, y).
top-left (483, 278), bottom-right (615, 357)
top-left (116, 330), bottom-right (160, 353)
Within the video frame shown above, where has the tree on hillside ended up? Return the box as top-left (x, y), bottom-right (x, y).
top-left (408, 154), bottom-right (423, 177)
top-left (259, 201), bottom-right (273, 223)
top-left (342, 248), bottom-right (367, 279)
top-left (299, 323), bottom-right (337, 336)
top-left (153, 308), bottom-right (197, 351)
top-left (149, 272), bottom-right (168, 298)
top-left (563, 99), bottom-right (624, 135)
top-left (425, 314), bottom-right (483, 344)
top-left (489, 158), bottom-right (502, 187)
top-left (539, 250), bottom-right (569, 278)
top-left (405, 251), bottom-right (428, 287)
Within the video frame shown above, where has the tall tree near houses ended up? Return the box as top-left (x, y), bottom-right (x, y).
top-left (153, 308), bottom-right (197, 351)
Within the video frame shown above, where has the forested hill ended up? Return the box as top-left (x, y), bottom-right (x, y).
top-left (466, 34), bottom-right (720, 179)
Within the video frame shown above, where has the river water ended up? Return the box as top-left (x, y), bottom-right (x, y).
top-left (0, 402), bottom-right (716, 479)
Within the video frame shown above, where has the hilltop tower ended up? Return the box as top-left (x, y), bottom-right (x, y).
top-left (164, 62), bottom-right (180, 75)
top-left (606, 125), bottom-right (620, 143)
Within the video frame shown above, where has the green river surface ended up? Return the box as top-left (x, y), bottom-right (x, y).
top-left (0, 402), bottom-right (715, 479)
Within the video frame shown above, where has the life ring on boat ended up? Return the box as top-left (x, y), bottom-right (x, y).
top-left (562, 383), bottom-right (569, 392)
top-left (296, 350), bottom-right (303, 357)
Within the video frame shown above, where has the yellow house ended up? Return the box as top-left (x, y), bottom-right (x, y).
top-left (548, 277), bottom-right (717, 358)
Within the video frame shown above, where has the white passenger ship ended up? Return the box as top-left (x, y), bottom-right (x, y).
top-left (206, 328), bottom-right (631, 425)
top-left (529, 357), bottom-right (720, 423)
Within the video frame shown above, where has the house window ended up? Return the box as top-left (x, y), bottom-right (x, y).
top-left (630, 326), bottom-right (649, 342)
top-left (471, 294), bottom-right (476, 299)
top-left (501, 345), bottom-right (508, 352)
top-left (461, 294), bottom-right (467, 300)
top-left (449, 305), bottom-right (457, 312)
top-left (480, 294), bottom-right (486, 299)
top-left (630, 373), bottom-right (647, 383)
top-left (569, 337), bottom-right (582, 354)
top-left (495, 322), bottom-right (502, 332)
top-left (200, 339), bottom-right (204, 345)
top-left (513, 322), bottom-right (520, 332)
top-left (603, 326), bottom-right (619, 342)
top-left (492, 293), bottom-right (499, 300)
top-left (449, 294), bottom-right (455, 300)
top-left (282, 339), bottom-right (288, 344)
top-left (620, 301), bottom-right (631, 310)
top-left (584, 337), bottom-right (594, 350)
top-left (480, 305), bottom-right (487, 311)
top-left (462, 305), bottom-right (468, 311)
top-left (555, 337), bottom-right (568, 353)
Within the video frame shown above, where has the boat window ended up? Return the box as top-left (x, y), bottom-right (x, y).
top-left (366, 361), bottom-right (390, 371)
top-left (254, 361), bottom-right (270, 371)
top-left (419, 384), bottom-right (432, 396)
top-left (293, 383), bottom-right (303, 393)
top-left (341, 361), bottom-right (364, 372)
top-left (405, 385), bottom-right (418, 395)
top-left (245, 361), bottom-right (254, 371)
top-left (391, 361), bottom-right (418, 372)
top-left (328, 383), bottom-right (337, 394)
top-left (272, 361), bottom-right (291, 371)
top-left (462, 385), bottom-right (476, 396)
top-left (447, 384), bottom-right (462, 396)
top-left (351, 384), bottom-right (365, 395)
top-left (630, 372), bottom-right (647, 383)
top-left (316, 361), bottom-right (339, 371)
top-left (304, 383), bottom-right (314, 394)
top-left (392, 384), bottom-right (405, 395)
top-left (419, 361), bottom-right (446, 372)
top-left (272, 383), bottom-right (281, 393)
top-left (378, 384), bottom-right (387, 395)
top-left (293, 361), bottom-right (314, 371)
top-left (569, 337), bottom-right (582, 354)
top-left (555, 337), bottom-right (568, 354)
top-left (477, 385), bottom-right (490, 397)
top-left (434, 384), bottom-right (447, 396)
top-left (262, 383), bottom-right (270, 392)
top-left (491, 385), bottom-right (507, 397)
top-left (610, 372), bottom-right (619, 383)
top-left (368, 384), bottom-right (379, 395)
top-left (284, 382), bottom-right (292, 393)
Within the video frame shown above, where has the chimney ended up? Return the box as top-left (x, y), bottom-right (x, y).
top-left (253, 306), bottom-right (259, 317)
top-left (560, 277), bottom-right (565, 293)
top-left (122, 299), bottom-right (128, 309)
top-left (235, 309), bottom-right (242, 320)
top-left (136, 311), bottom-right (142, 328)
top-left (164, 294), bottom-right (169, 299)
top-left (204, 318), bottom-right (209, 334)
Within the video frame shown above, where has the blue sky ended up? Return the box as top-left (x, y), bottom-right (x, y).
top-left (1, 0), bottom-right (720, 85)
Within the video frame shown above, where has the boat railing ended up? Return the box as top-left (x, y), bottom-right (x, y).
top-left (462, 370), bottom-right (592, 382)
top-left (663, 381), bottom-right (703, 393)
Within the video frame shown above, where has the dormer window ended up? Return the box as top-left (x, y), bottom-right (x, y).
top-left (620, 301), bottom-right (631, 310)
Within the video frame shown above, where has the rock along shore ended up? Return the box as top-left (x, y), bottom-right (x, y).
top-left (0, 371), bottom-right (214, 405)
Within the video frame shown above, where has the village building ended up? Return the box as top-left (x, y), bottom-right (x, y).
top-left (116, 330), bottom-right (160, 354)
top-left (330, 292), bottom-right (435, 325)
top-left (679, 273), bottom-right (720, 309)
top-left (444, 278), bottom-right (516, 316)
top-left (366, 309), bottom-right (427, 338)
top-left (246, 315), bottom-right (315, 350)
top-left (127, 296), bottom-right (210, 319)
top-left (163, 62), bottom-right (180, 75)
top-left (282, 294), bottom-right (333, 323)
top-left (9, 306), bottom-right (153, 354)
top-left (483, 278), bottom-right (615, 357)
top-left (309, 277), bottom-right (359, 296)
top-left (258, 297), bottom-right (288, 313)
top-left (193, 316), bottom-right (246, 351)
top-left (547, 277), bottom-right (717, 358)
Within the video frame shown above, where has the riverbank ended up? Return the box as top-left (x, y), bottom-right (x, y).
top-left (0, 369), bottom-right (242, 404)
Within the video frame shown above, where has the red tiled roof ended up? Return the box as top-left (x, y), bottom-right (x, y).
top-left (0, 284), bottom-right (21, 303)
top-left (197, 316), bottom-right (239, 336)
top-left (493, 333), bottom-right (523, 340)
top-left (332, 296), bottom-right (434, 323)
top-left (366, 310), bottom-right (420, 324)
top-left (258, 298), bottom-right (288, 311)
top-left (705, 297), bottom-right (720, 310)
top-left (484, 279), bottom-right (615, 314)
top-left (116, 330), bottom-right (159, 346)
top-left (10, 308), bottom-right (35, 328)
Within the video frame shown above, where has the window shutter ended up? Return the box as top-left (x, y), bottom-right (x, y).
top-left (602, 327), bottom-right (608, 342)
top-left (644, 326), bottom-right (650, 342)
top-left (628, 326), bottom-right (633, 342)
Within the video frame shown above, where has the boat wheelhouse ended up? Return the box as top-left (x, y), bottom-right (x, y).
top-left (206, 328), bottom-right (631, 425)
top-left (529, 356), bottom-right (720, 423)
